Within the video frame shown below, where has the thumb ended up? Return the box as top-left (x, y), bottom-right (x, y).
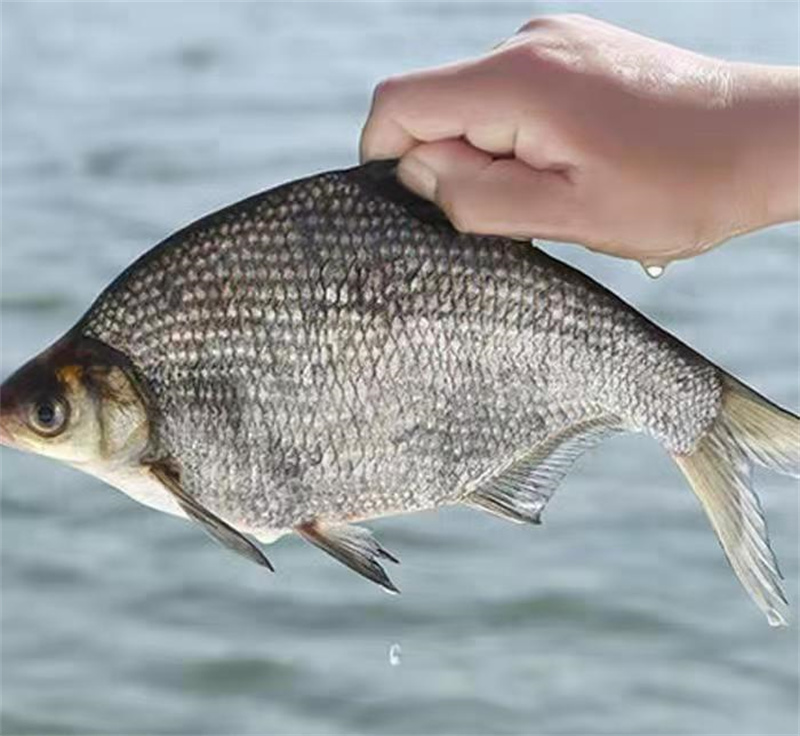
top-left (396, 139), bottom-right (580, 241)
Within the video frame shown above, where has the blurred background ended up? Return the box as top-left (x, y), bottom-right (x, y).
top-left (1, 2), bottom-right (798, 735)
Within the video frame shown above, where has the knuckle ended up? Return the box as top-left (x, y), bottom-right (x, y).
top-left (517, 13), bottom-right (586, 33)
top-left (371, 75), bottom-right (404, 110)
top-left (517, 15), bottom-right (555, 34)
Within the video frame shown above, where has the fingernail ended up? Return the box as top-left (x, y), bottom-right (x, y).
top-left (398, 157), bottom-right (437, 201)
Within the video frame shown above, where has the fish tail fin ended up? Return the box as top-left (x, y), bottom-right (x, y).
top-left (673, 375), bottom-right (799, 626)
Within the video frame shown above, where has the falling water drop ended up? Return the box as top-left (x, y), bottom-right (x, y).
top-left (642, 263), bottom-right (665, 279)
top-left (389, 642), bottom-right (402, 666)
top-left (766, 608), bottom-right (786, 627)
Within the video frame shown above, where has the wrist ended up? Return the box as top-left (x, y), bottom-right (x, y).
top-left (727, 62), bottom-right (800, 232)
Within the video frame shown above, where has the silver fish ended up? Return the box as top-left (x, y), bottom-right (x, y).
top-left (1, 161), bottom-right (797, 623)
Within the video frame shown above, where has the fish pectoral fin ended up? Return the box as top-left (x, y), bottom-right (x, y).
top-left (149, 461), bottom-right (274, 572)
top-left (296, 520), bottom-right (400, 594)
top-left (464, 416), bottom-right (621, 524)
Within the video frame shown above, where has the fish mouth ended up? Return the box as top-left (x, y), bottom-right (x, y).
top-left (0, 421), bottom-right (14, 447)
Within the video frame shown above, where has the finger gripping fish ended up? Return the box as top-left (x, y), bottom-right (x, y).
top-left (1, 161), bottom-right (797, 624)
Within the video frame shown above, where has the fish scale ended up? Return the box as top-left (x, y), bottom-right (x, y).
top-left (78, 162), bottom-right (720, 532)
top-left (3, 160), bottom-right (795, 621)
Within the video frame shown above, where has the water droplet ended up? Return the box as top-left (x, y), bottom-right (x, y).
top-left (642, 263), bottom-right (665, 279)
top-left (766, 608), bottom-right (786, 627)
top-left (388, 642), bottom-right (402, 666)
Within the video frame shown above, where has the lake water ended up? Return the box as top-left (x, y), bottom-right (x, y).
top-left (1, 2), bottom-right (798, 735)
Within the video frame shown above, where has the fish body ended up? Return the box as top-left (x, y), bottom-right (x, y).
top-left (78, 163), bottom-right (720, 529)
top-left (1, 161), bottom-right (797, 622)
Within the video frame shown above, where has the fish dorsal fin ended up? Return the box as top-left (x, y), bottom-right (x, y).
top-left (296, 520), bottom-right (400, 593)
top-left (149, 461), bottom-right (274, 571)
top-left (464, 417), bottom-right (621, 524)
top-left (349, 160), bottom-right (453, 228)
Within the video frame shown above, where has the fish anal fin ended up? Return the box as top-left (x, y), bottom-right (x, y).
top-left (296, 520), bottom-right (400, 594)
top-left (464, 417), bottom-right (621, 525)
top-left (149, 460), bottom-right (274, 572)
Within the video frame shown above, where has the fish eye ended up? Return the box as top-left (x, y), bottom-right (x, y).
top-left (27, 397), bottom-right (69, 437)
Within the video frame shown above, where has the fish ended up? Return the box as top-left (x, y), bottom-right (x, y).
top-left (1, 160), bottom-right (797, 624)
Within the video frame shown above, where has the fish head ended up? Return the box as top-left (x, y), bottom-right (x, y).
top-left (0, 335), bottom-right (151, 467)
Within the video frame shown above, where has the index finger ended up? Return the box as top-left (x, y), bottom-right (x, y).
top-left (359, 57), bottom-right (506, 162)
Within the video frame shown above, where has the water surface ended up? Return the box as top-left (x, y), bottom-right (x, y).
top-left (1, 3), bottom-right (798, 735)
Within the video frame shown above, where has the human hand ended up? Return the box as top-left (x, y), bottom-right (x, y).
top-left (361, 15), bottom-right (800, 266)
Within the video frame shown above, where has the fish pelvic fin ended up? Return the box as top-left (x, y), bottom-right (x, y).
top-left (296, 521), bottom-right (400, 594)
top-left (673, 375), bottom-right (799, 627)
top-left (463, 416), bottom-right (622, 524)
top-left (149, 460), bottom-right (275, 572)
